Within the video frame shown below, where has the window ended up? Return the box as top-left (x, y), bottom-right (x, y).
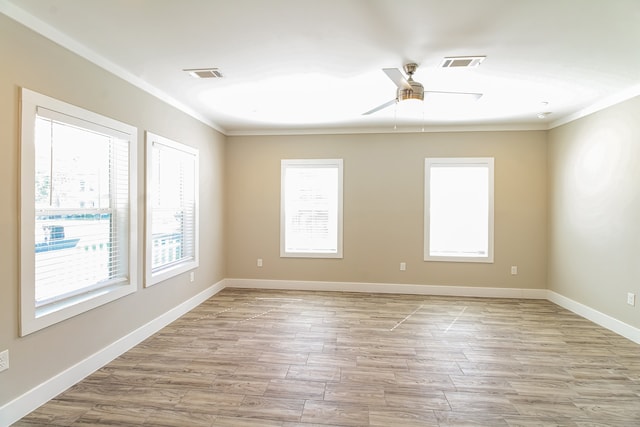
top-left (20, 88), bottom-right (138, 336)
top-left (424, 157), bottom-right (494, 263)
top-left (145, 132), bottom-right (199, 286)
top-left (281, 159), bottom-right (343, 258)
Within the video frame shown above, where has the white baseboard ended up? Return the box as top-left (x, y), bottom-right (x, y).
top-left (547, 290), bottom-right (640, 345)
top-left (224, 278), bottom-right (549, 299)
top-left (0, 280), bottom-right (225, 427)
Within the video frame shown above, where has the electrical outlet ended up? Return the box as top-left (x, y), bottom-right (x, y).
top-left (0, 350), bottom-right (9, 373)
top-left (189, 272), bottom-right (195, 283)
top-left (511, 266), bottom-right (518, 275)
top-left (627, 293), bottom-right (636, 307)
top-left (399, 262), bottom-right (406, 271)
top-left (257, 258), bottom-right (263, 267)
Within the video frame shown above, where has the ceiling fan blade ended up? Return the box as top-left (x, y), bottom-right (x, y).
top-left (425, 90), bottom-right (483, 100)
top-left (362, 99), bottom-right (396, 115)
top-left (382, 68), bottom-right (411, 90)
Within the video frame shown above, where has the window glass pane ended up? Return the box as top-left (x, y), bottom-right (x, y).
top-left (150, 143), bottom-right (196, 271)
top-left (284, 167), bottom-right (338, 253)
top-left (35, 214), bottom-right (113, 305)
top-left (35, 118), bottom-right (111, 210)
top-left (430, 166), bottom-right (489, 257)
top-left (425, 158), bottom-right (494, 263)
top-left (281, 159), bottom-right (343, 258)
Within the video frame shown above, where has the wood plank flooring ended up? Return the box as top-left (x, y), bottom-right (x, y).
top-left (15, 288), bottom-right (640, 426)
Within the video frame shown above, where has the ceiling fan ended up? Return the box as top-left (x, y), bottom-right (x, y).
top-left (363, 63), bottom-right (482, 115)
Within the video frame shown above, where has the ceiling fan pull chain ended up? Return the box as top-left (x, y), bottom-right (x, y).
top-left (394, 101), bottom-right (398, 130)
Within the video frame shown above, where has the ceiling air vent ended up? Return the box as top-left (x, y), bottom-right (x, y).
top-left (184, 68), bottom-right (223, 78)
top-left (440, 56), bottom-right (486, 68)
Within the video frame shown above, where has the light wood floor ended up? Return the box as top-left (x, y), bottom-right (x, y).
top-left (15, 288), bottom-right (640, 426)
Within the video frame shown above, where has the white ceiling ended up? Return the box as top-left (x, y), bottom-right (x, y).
top-left (3, 0), bottom-right (640, 135)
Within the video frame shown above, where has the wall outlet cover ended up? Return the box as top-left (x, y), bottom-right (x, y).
top-left (0, 350), bottom-right (9, 372)
top-left (627, 293), bottom-right (636, 306)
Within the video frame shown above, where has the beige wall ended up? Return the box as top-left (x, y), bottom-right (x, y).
top-left (0, 15), bottom-right (226, 405)
top-left (226, 131), bottom-right (547, 290)
top-left (548, 96), bottom-right (640, 329)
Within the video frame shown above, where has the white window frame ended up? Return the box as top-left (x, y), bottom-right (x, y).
top-left (145, 132), bottom-right (199, 286)
top-left (20, 88), bottom-right (138, 336)
top-left (280, 159), bottom-right (343, 258)
top-left (424, 157), bottom-right (494, 263)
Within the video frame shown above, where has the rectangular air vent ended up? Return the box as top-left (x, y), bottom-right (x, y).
top-left (184, 68), bottom-right (223, 78)
top-left (440, 56), bottom-right (486, 68)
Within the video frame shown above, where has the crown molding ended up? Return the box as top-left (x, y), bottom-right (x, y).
top-left (225, 122), bottom-right (549, 137)
top-left (549, 83), bottom-right (640, 129)
top-left (0, 0), bottom-right (227, 135)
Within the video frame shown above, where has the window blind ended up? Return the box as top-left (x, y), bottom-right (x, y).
top-left (34, 115), bottom-right (129, 307)
top-left (149, 141), bottom-right (197, 272)
top-left (144, 132), bottom-right (199, 287)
